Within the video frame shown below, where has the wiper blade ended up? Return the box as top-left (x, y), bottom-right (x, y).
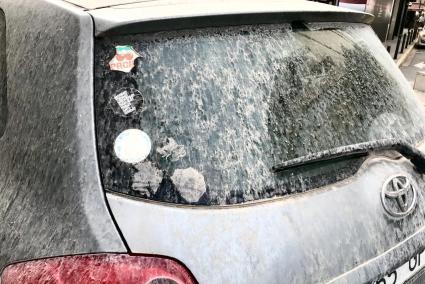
top-left (272, 139), bottom-right (425, 174)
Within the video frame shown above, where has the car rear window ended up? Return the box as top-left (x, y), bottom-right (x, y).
top-left (94, 22), bottom-right (425, 206)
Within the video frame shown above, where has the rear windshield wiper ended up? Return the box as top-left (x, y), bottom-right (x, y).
top-left (272, 139), bottom-right (425, 174)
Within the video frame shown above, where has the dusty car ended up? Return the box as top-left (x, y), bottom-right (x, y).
top-left (416, 28), bottom-right (425, 48)
top-left (1, 0), bottom-right (425, 283)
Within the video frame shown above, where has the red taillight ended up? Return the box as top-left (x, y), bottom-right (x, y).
top-left (0, 254), bottom-right (196, 284)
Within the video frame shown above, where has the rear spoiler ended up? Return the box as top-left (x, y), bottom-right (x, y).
top-left (88, 1), bottom-right (375, 36)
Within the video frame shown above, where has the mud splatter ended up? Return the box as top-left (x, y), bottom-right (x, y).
top-left (156, 138), bottom-right (186, 162)
top-left (132, 161), bottom-right (162, 196)
top-left (171, 167), bottom-right (206, 203)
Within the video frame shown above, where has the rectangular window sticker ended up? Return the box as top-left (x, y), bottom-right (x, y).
top-left (110, 88), bottom-right (144, 117)
top-left (114, 91), bottom-right (136, 115)
top-left (109, 45), bottom-right (141, 73)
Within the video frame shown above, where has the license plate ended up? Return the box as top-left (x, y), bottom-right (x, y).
top-left (375, 250), bottom-right (425, 284)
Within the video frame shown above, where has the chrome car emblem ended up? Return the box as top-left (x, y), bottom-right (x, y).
top-left (381, 175), bottom-right (417, 218)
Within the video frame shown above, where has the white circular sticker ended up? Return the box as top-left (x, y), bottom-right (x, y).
top-left (114, 129), bottom-right (152, 164)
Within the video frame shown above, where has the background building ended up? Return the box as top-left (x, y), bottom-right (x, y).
top-left (309, 0), bottom-right (420, 43)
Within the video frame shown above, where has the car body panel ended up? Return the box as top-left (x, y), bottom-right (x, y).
top-left (0, 1), bottom-right (423, 284)
top-left (0, 0), bottom-right (125, 271)
top-left (106, 157), bottom-right (425, 283)
top-left (63, 0), bottom-right (148, 10)
top-left (87, 0), bottom-right (374, 36)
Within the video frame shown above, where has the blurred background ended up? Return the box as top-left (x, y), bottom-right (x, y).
top-left (310, 0), bottom-right (425, 104)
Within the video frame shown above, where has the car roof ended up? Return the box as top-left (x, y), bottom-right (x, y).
top-left (63, 0), bottom-right (149, 10)
top-left (63, 0), bottom-right (374, 36)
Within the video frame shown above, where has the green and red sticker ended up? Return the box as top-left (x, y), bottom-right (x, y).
top-left (109, 45), bottom-right (141, 73)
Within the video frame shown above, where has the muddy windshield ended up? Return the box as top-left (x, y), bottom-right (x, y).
top-left (94, 23), bottom-right (425, 206)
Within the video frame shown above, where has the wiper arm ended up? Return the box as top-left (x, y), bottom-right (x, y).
top-left (272, 139), bottom-right (425, 174)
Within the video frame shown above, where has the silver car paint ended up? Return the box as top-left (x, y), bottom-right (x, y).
top-left (0, 0), bottom-right (423, 283)
top-left (107, 157), bottom-right (425, 283)
top-left (0, 0), bottom-right (125, 271)
top-left (86, 0), bottom-right (374, 36)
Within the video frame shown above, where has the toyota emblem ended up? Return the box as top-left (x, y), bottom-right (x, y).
top-left (381, 175), bottom-right (417, 218)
